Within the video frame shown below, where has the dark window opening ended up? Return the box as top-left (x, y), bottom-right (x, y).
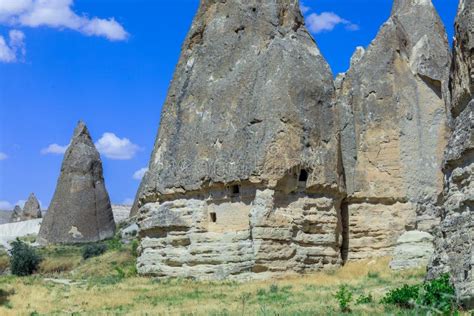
top-left (210, 212), bottom-right (217, 223)
top-left (231, 185), bottom-right (240, 195)
top-left (299, 169), bottom-right (309, 182)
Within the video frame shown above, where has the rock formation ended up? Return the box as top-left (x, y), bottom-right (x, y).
top-left (336, 0), bottom-right (450, 261)
top-left (10, 193), bottom-right (42, 222)
top-left (428, 0), bottom-right (473, 308)
top-left (38, 121), bottom-right (116, 244)
top-left (135, 0), bottom-right (344, 279)
top-left (22, 193), bottom-right (42, 220)
top-left (10, 205), bottom-right (22, 223)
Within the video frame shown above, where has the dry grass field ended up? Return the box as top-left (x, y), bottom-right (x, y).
top-left (0, 237), bottom-right (468, 315)
top-left (1, 246), bottom-right (462, 316)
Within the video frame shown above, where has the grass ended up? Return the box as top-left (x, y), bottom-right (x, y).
top-left (1, 254), bottom-right (466, 315)
top-left (0, 240), bottom-right (469, 315)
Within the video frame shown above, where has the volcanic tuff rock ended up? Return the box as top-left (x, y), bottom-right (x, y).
top-left (38, 122), bottom-right (116, 245)
top-left (336, 0), bottom-right (450, 260)
top-left (428, 0), bottom-right (474, 308)
top-left (22, 193), bottom-right (42, 220)
top-left (10, 205), bottom-right (22, 223)
top-left (136, 0), bottom-right (344, 279)
top-left (10, 193), bottom-right (42, 223)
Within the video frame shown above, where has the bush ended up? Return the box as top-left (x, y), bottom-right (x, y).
top-left (417, 274), bottom-right (456, 314)
top-left (356, 293), bottom-right (373, 305)
top-left (334, 284), bottom-right (353, 313)
top-left (381, 284), bottom-right (419, 308)
top-left (9, 239), bottom-right (42, 276)
top-left (381, 274), bottom-right (456, 313)
top-left (82, 244), bottom-right (107, 260)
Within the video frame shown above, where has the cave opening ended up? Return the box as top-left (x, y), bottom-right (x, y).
top-left (299, 169), bottom-right (309, 183)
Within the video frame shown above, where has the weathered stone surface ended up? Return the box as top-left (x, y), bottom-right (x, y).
top-left (38, 121), bottom-right (116, 245)
top-left (22, 193), bottom-right (42, 220)
top-left (336, 0), bottom-right (450, 260)
top-left (136, 0), bottom-right (343, 279)
top-left (428, 0), bottom-right (473, 309)
top-left (390, 231), bottom-right (434, 270)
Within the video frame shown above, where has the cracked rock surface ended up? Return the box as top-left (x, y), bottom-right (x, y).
top-left (428, 0), bottom-right (474, 308)
top-left (135, 0), bottom-right (344, 280)
top-left (336, 0), bottom-right (450, 260)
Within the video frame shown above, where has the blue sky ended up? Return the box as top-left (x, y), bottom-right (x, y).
top-left (0, 0), bottom-right (458, 209)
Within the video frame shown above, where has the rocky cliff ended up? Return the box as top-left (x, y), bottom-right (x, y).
top-left (336, 0), bottom-right (450, 261)
top-left (428, 0), bottom-right (473, 308)
top-left (10, 193), bottom-right (42, 222)
top-left (136, 0), bottom-right (345, 279)
top-left (38, 121), bottom-right (116, 245)
top-left (134, 0), bottom-right (472, 291)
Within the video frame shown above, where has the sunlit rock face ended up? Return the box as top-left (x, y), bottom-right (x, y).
top-left (336, 0), bottom-right (450, 261)
top-left (428, 0), bottom-right (474, 309)
top-left (135, 0), bottom-right (345, 280)
top-left (38, 122), bottom-right (116, 245)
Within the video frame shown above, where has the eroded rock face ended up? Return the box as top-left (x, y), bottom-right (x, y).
top-left (336, 0), bottom-right (450, 261)
top-left (428, 0), bottom-right (473, 308)
top-left (38, 122), bottom-right (116, 244)
top-left (136, 0), bottom-right (343, 279)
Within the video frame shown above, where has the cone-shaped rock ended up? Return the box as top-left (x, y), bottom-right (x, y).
top-left (336, 0), bottom-right (450, 261)
top-left (10, 205), bottom-right (22, 223)
top-left (22, 193), bottom-right (42, 220)
top-left (428, 0), bottom-right (473, 308)
top-left (38, 121), bottom-right (116, 244)
top-left (136, 0), bottom-right (343, 279)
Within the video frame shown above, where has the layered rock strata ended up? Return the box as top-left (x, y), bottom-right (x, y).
top-left (428, 0), bottom-right (473, 308)
top-left (38, 122), bottom-right (116, 244)
top-left (136, 0), bottom-right (344, 279)
top-left (336, 0), bottom-right (450, 260)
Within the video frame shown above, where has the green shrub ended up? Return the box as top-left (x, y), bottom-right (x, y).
top-left (9, 239), bottom-right (42, 276)
top-left (417, 274), bottom-right (456, 314)
top-left (381, 284), bottom-right (419, 308)
top-left (356, 293), bottom-right (373, 305)
top-left (82, 244), bottom-right (107, 260)
top-left (334, 284), bottom-right (352, 313)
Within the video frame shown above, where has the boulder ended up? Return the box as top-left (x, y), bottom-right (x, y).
top-left (390, 231), bottom-right (434, 270)
top-left (38, 121), bottom-right (116, 244)
top-left (135, 0), bottom-right (343, 279)
top-left (336, 0), bottom-right (450, 260)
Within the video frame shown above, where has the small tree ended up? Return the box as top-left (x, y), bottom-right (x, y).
top-left (334, 284), bottom-right (353, 313)
top-left (9, 239), bottom-right (42, 276)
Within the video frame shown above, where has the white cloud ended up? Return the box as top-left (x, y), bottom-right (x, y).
top-left (122, 198), bottom-right (134, 205)
top-left (0, 0), bottom-right (128, 41)
top-left (0, 29), bottom-right (25, 63)
top-left (41, 143), bottom-right (69, 155)
top-left (300, 3), bottom-right (310, 15)
top-left (95, 133), bottom-right (140, 160)
top-left (0, 201), bottom-right (13, 210)
top-left (0, 152), bottom-right (7, 160)
top-left (305, 12), bottom-right (359, 34)
top-left (133, 167), bottom-right (148, 180)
